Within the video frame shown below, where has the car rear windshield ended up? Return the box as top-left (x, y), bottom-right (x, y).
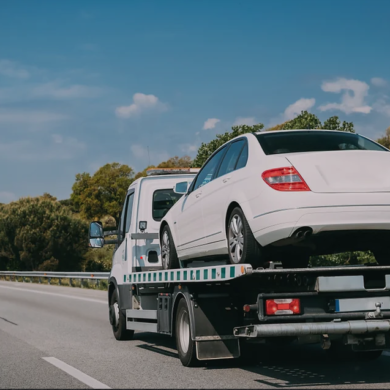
top-left (255, 131), bottom-right (388, 155)
top-left (152, 189), bottom-right (183, 221)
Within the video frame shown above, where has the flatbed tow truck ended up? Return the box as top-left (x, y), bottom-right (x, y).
top-left (89, 169), bottom-right (390, 366)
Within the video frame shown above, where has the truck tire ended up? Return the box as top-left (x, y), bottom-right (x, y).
top-left (110, 289), bottom-right (134, 341)
top-left (175, 298), bottom-right (198, 367)
top-left (227, 207), bottom-right (261, 267)
top-left (161, 225), bottom-right (179, 270)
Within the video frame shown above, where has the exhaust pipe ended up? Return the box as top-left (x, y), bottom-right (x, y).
top-left (292, 227), bottom-right (313, 239)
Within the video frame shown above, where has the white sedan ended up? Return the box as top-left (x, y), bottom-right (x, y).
top-left (160, 130), bottom-right (390, 269)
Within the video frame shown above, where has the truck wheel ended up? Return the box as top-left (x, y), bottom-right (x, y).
top-left (175, 298), bottom-right (198, 367)
top-left (161, 225), bottom-right (179, 270)
top-left (227, 207), bottom-right (261, 267)
top-left (110, 289), bottom-right (134, 341)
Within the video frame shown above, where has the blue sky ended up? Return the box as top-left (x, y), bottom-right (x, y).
top-left (0, 0), bottom-right (389, 202)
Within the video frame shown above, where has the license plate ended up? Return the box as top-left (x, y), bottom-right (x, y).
top-left (335, 296), bottom-right (390, 313)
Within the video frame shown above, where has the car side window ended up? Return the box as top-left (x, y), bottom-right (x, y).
top-left (216, 140), bottom-right (245, 178)
top-left (192, 147), bottom-right (226, 191)
top-left (235, 142), bottom-right (248, 170)
top-left (118, 197), bottom-right (128, 244)
top-left (125, 192), bottom-right (134, 233)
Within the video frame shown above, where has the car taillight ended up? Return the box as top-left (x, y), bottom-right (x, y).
top-left (266, 299), bottom-right (301, 315)
top-left (262, 167), bottom-right (310, 191)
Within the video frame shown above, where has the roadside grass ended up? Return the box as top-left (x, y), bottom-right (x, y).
top-left (0, 275), bottom-right (108, 290)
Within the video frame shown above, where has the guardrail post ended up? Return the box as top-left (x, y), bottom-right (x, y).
top-left (96, 279), bottom-right (100, 288)
top-left (23, 277), bottom-right (25, 283)
top-left (30, 277), bottom-right (32, 283)
top-left (69, 278), bottom-right (72, 286)
top-left (58, 278), bottom-right (61, 286)
top-left (48, 277), bottom-right (51, 285)
top-left (81, 278), bottom-right (83, 288)
top-left (39, 277), bottom-right (41, 284)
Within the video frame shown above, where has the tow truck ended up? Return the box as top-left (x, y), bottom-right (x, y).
top-left (89, 168), bottom-right (390, 366)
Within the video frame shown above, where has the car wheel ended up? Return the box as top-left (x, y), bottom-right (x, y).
top-left (161, 225), bottom-right (179, 270)
top-left (110, 289), bottom-right (134, 341)
top-left (227, 207), bottom-right (261, 267)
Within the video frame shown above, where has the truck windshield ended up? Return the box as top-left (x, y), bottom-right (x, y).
top-left (153, 189), bottom-right (183, 221)
top-left (255, 131), bottom-right (388, 155)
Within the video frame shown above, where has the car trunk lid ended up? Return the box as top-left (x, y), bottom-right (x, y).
top-left (285, 151), bottom-right (390, 193)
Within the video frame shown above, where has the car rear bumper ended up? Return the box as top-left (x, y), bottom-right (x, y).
top-left (250, 205), bottom-right (390, 247)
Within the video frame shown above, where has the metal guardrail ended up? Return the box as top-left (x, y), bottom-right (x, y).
top-left (0, 271), bottom-right (110, 287)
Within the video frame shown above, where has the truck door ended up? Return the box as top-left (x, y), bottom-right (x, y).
top-left (112, 191), bottom-right (135, 278)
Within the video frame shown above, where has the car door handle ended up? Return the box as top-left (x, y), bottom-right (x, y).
top-left (223, 177), bottom-right (231, 183)
top-left (195, 192), bottom-right (202, 198)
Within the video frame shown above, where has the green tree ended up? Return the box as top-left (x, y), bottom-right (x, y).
top-left (282, 111), bottom-right (322, 130)
top-left (0, 196), bottom-right (88, 271)
top-left (377, 126), bottom-right (390, 149)
top-left (322, 116), bottom-right (355, 133)
top-left (192, 123), bottom-right (264, 167)
top-left (70, 163), bottom-right (134, 224)
top-left (158, 155), bottom-right (193, 168)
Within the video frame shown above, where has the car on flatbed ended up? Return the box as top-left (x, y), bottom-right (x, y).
top-left (160, 129), bottom-right (390, 269)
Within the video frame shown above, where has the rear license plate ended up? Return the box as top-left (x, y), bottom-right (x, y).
top-left (335, 296), bottom-right (390, 313)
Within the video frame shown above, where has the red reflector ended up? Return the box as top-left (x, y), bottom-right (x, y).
top-left (243, 304), bottom-right (251, 312)
top-left (265, 299), bottom-right (301, 315)
top-left (262, 167), bottom-right (310, 191)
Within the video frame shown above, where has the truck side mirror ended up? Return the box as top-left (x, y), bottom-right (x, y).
top-left (89, 221), bottom-right (104, 248)
top-left (173, 181), bottom-right (189, 195)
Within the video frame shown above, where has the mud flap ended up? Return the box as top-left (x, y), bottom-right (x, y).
top-left (196, 339), bottom-right (240, 360)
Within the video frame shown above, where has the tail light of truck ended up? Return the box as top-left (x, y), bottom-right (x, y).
top-left (266, 299), bottom-right (301, 315)
top-left (262, 167), bottom-right (310, 191)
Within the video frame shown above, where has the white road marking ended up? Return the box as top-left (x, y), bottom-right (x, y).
top-left (43, 357), bottom-right (110, 389)
top-left (0, 284), bottom-right (106, 304)
top-left (383, 351), bottom-right (390, 357)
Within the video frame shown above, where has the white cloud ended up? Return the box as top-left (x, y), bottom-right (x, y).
top-left (0, 191), bottom-right (17, 203)
top-left (0, 110), bottom-right (67, 124)
top-left (283, 98), bottom-right (316, 120)
top-left (116, 93), bottom-right (166, 118)
top-left (0, 59), bottom-right (30, 79)
top-left (319, 78), bottom-right (371, 114)
top-left (32, 81), bottom-right (101, 99)
top-left (233, 117), bottom-right (256, 126)
top-left (203, 118), bottom-right (220, 130)
top-left (373, 99), bottom-right (390, 117)
top-left (371, 77), bottom-right (387, 87)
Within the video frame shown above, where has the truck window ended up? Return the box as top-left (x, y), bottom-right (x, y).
top-left (125, 192), bottom-right (134, 232)
top-left (153, 189), bottom-right (183, 221)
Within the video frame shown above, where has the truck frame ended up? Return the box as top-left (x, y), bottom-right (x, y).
top-left (89, 170), bottom-right (390, 366)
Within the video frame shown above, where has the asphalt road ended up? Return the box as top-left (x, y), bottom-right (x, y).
top-left (1, 280), bottom-right (390, 389)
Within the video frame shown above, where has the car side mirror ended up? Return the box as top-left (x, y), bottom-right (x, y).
top-left (89, 221), bottom-right (104, 248)
top-left (173, 181), bottom-right (190, 195)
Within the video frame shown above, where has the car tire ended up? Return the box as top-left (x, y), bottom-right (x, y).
top-left (110, 289), bottom-right (134, 341)
top-left (175, 298), bottom-right (198, 367)
top-left (227, 207), bottom-right (261, 267)
top-left (161, 225), bottom-right (179, 270)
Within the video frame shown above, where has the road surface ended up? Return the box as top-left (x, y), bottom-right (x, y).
top-left (1, 280), bottom-right (390, 389)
